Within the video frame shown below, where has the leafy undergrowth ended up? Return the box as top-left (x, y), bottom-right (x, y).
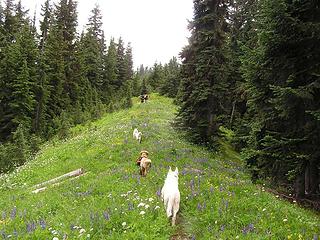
top-left (0, 94), bottom-right (319, 239)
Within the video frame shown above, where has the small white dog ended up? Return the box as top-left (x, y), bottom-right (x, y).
top-left (161, 167), bottom-right (180, 226)
top-left (133, 128), bottom-right (142, 143)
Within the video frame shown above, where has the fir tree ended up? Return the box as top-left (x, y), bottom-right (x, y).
top-left (116, 37), bottom-right (127, 87)
top-left (86, 3), bottom-right (105, 53)
top-left (159, 56), bottom-right (180, 98)
top-left (177, 0), bottom-right (231, 145)
top-left (39, 0), bottom-right (52, 51)
top-left (105, 38), bottom-right (118, 90)
top-left (243, 0), bottom-right (320, 197)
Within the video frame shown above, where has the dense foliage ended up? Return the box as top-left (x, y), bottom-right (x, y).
top-left (0, 0), bottom-right (134, 173)
top-left (175, 0), bottom-right (320, 198)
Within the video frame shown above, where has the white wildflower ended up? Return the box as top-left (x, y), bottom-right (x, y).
top-left (137, 203), bottom-right (145, 207)
top-left (79, 228), bottom-right (86, 234)
top-left (154, 206), bottom-right (160, 210)
top-left (122, 222), bottom-right (127, 227)
top-left (148, 198), bottom-right (154, 202)
top-left (283, 218), bottom-right (288, 222)
top-left (262, 208), bottom-right (266, 212)
top-left (140, 211), bottom-right (145, 215)
top-left (145, 204), bottom-right (150, 209)
top-left (52, 237), bottom-right (59, 240)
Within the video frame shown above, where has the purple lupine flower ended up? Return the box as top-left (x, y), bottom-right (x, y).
top-left (156, 188), bottom-right (161, 198)
top-left (31, 221), bottom-right (36, 231)
top-left (103, 211), bottom-right (110, 221)
top-left (26, 223), bottom-right (32, 233)
top-left (181, 169), bottom-right (187, 176)
top-left (10, 207), bottom-right (17, 219)
top-left (220, 225), bottom-right (225, 231)
top-left (13, 229), bottom-right (18, 236)
top-left (210, 186), bottom-right (214, 193)
top-left (248, 223), bottom-right (254, 231)
top-left (39, 219), bottom-right (46, 230)
top-left (203, 202), bottom-right (206, 209)
top-left (1, 211), bottom-right (6, 220)
top-left (225, 200), bottom-right (229, 210)
top-left (191, 235), bottom-right (196, 240)
top-left (197, 203), bottom-right (202, 211)
top-left (313, 234), bottom-right (318, 240)
top-left (242, 223), bottom-right (254, 234)
top-left (219, 185), bottom-right (224, 192)
top-left (63, 234), bottom-right (68, 240)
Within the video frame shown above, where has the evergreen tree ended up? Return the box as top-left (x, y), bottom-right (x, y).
top-left (177, 0), bottom-right (231, 144)
top-left (33, 0), bottom-right (52, 135)
top-left (105, 38), bottom-right (118, 90)
top-left (159, 56), bottom-right (180, 98)
top-left (11, 123), bottom-right (29, 166)
top-left (80, 29), bottom-right (104, 90)
top-left (124, 42), bottom-right (134, 81)
top-left (86, 3), bottom-right (105, 53)
top-left (39, 0), bottom-right (52, 51)
top-left (116, 37), bottom-right (127, 88)
top-left (44, 26), bottom-right (66, 127)
top-left (148, 62), bottom-right (164, 92)
top-left (9, 58), bottom-right (35, 131)
top-left (0, 22), bottom-right (38, 141)
top-left (54, 0), bottom-right (78, 108)
top-left (243, 0), bottom-right (320, 197)
top-left (3, 0), bottom-right (16, 41)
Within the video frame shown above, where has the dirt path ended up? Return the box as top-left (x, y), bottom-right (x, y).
top-left (170, 213), bottom-right (190, 240)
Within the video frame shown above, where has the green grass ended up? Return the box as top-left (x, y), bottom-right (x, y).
top-left (0, 94), bottom-right (319, 239)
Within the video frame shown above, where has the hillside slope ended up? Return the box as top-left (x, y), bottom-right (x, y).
top-left (0, 94), bottom-right (319, 239)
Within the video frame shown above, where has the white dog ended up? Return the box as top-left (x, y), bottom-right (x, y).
top-left (161, 167), bottom-right (180, 226)
top-left (133, 128), bottom-right (142, 143)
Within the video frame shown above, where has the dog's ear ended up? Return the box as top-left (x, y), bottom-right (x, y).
top-left (174, 167), bottom-right (179, 174)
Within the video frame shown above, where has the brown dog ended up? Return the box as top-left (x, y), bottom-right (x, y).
top-left (140, 157), bottom-right (152, 177)
top-left (136, 150), bottom-right (152, 176)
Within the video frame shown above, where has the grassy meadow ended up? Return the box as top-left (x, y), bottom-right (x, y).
top-left (0, 94), bottom-right (319, 239)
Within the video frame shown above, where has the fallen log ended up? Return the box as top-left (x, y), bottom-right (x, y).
top-left (32, 168), bottom-right (84, 190)
top-left (31, 171), bottom-right (88, 194)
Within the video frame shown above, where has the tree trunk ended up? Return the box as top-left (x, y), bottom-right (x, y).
top-left (229, 100), bottom-right (236, 127)
top-left (304, 161), bottom-right (311, 195)
top-left (295, 167), bottom-right (305, 198)
top-left (309, 160), bottom-right (319, 195)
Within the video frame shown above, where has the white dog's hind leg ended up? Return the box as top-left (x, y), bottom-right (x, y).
top-left (171, 199), bottom-right (180, 226)
top-left (166, 198), bottom-right (174, 218)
